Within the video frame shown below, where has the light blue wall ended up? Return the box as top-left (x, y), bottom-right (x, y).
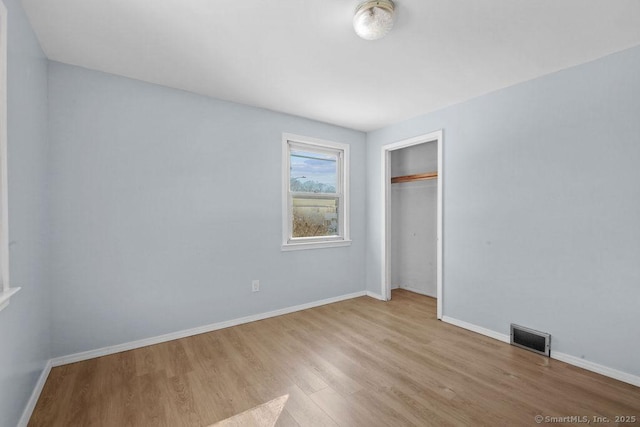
top-left (47, 62), bottom-right (366, 357)
top-left (0, 0), bottom-right (50, 426)
top-left (367, 46), bottom-right (640, 377)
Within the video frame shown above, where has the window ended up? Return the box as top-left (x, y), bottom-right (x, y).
top-left (0, 0), bottom-right (18, 312)
top-left (282, 134), bottom-right (350, 250)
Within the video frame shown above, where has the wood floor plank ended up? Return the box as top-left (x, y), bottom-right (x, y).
top-left (309, 387), bottom-right (381, 427)
top-left (84, 351), bottom-right (141, 427)
top-left (58, 358), bottom-right (99, 427)
top-left (29, 290), bottom-right (640, 426)
top-left (273, 408), bottom-right (301, 427)
top-left (163, 373), bottom-right (203, 426)
top-left (137, 370), bottom-right (169, 427)
top-left (134, 344), bottom-right (161, 377)
top-left (239, 321), bottom-right (329, 395)
top-left (278, 385), bottom-right (338, 427)
top-left (28, 365), bottom-right (78, 427)
top-left (188, 370), bottom-right (238, 424)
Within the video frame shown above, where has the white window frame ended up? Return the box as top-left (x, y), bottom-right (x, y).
top-left (282, 133), bottom-right (351, 251)
top-left (0, 0), bottom-right (19, 312)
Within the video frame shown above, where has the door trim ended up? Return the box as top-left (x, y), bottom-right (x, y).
top-left (381, 130), bottom-right (443, 319)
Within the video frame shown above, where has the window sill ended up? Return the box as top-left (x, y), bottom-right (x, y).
top-left (0, 287), bottom-right (21, 312)
top-left (282, 239), bottom-right (352, 251)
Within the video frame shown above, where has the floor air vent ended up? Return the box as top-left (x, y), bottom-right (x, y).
top-left (510, 324), bottom-right (550, 356)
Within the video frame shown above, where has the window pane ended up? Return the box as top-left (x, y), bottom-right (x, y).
top-left (292, 197), bottom-right (339, 238)
top-left (290, 150), bottom-right (337, 193)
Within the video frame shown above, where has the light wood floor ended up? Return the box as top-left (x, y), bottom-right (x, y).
top-left (30, 290), bottom-right (640, 426)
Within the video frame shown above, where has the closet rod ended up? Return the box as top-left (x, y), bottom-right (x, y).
top-left (391, 172), bottom-right (438, 184)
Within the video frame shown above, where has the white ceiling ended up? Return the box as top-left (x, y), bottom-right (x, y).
top-left (20, 0), bottom-right (640, 131)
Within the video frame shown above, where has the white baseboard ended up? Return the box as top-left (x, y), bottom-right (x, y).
top-left (442, 315), bottom-right (510, 343)
top-left (366, 291), bottom-right (386, 301)
top-left (401, 286), bottom-right (436, 298)
top-left (51, 290), bottom-right (367, 367)
top-left (18, 359), bottom-right (52, 427)
top-left (441, 315), bottom-right (640, 388)
top-left (551, 351), bottom-right (640, 387)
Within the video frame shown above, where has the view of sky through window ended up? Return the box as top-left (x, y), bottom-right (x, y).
top-left (290, 150), bottom-right (337, 193)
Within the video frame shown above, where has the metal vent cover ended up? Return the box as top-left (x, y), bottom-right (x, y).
top-left (510, 324), bottom-right (551, 356)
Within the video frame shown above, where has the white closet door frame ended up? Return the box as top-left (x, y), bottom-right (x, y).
top-left (381, 130), bottom-right (443, 319)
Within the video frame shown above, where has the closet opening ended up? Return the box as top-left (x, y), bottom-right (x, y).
top-left (381, 130), bottom-right (443, 319)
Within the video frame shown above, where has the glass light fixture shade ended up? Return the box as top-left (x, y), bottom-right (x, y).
top-left (353, 0), bottom-right (395, 41)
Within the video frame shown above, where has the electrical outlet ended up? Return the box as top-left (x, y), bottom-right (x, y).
top-left (252, 280), bottom-right (260, 292)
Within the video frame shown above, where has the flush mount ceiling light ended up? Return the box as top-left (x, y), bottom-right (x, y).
top-left (353, 0), bottom-right (396, 41)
